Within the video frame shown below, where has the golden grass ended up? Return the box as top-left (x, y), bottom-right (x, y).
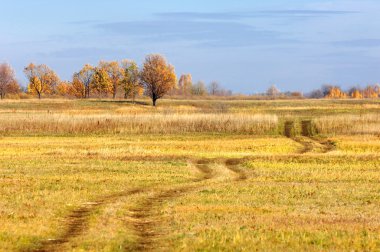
top-left (315, 114), bottom-right (380, 135)
top-left (0, 113), bottom-right (278, 135)
top-left (1, 99), bottom-right (380, 251)
top-left (1, 99), bottom-right (380, 136)
top-left (1, 134), bottom-right (380, 251)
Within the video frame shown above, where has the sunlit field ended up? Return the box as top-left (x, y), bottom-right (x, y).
top-left (0, 99), bottom-right (379, 251)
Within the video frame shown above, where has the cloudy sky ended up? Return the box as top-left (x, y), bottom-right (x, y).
top-left (1, 0), bottom-right (380, 93)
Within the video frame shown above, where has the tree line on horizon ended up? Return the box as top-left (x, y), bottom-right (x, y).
top-left (0, 54), bottom-right (380, 105)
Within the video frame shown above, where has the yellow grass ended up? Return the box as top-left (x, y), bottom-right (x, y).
top-left (315, 114), bottom-right (380, 135)
top-left (0, 99), bottom-right (380, 251)
top-left (0, 113), bottom-right (278, 135)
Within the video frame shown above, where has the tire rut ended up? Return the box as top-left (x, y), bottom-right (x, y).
top-left (292, 137), bottom-right (314, 154)
top-left (125, 159), bottom-right (215, 251)
top-left (32, 189), bottom-right (144, 252)
top-left (225, 159), bottom-right (248, 181)
top-left (290, 137), bottom-right (336, 154)
top-left (312, 138), bottom-right (337, 153)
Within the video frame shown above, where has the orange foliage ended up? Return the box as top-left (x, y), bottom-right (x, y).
top-left (56, 81), bottom-right (71, 96)
top-left (325, 87), bottom-right (347, 99)
top-left (140, 54), bottom-right (177, 106)
top-left (362, 86), bottom-right (379, 98)
top-left (24, 63), bottom-right (60, 99)
top-left (70, 76), bottom-right (86, 98)
top-left (351, 89), bottom-right (363, 99)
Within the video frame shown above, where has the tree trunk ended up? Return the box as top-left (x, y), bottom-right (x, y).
top-left (152, 94), bottom-right (157, 106)
top-left (85, 86), bottom-right (90, 99)
top-left (38, 92), bottom-right (41, 99)
top-left (113, 84), bottom-right (117, 99)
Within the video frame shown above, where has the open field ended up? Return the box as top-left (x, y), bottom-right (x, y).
top-left (0, 99), bottom-right (380, 251)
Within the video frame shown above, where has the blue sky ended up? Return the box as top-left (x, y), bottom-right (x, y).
top-left (1, 0), bottom-right (380, 93)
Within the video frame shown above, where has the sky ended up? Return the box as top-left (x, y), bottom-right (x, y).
top-left (1, 0), bottom-right (380, 94)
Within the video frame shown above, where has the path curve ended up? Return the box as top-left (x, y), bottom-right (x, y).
top-left (225, 159), bottom-right (248, 181)
top-left (32, 189), bottom-right (144, 252)
top-left (124, 159), bottom-right (216, 251)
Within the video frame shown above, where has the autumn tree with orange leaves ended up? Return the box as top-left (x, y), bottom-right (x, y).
top-left (24, 63), bottom-right (60, 99)
top-left (362, 85), bottom-right (379, 98)
top-left (140, 54), bottom-right (177, 106)
top-left (325, 86), bottom-right (347, 99)
top-left (70, 75), bottom-right (86, 98)
top-left (56, 81), bottom-right (71, 97)
top-left (350, 89), bottom-right (363, 99)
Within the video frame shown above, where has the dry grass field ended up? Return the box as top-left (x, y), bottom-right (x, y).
top-left (0, 99), bottom-right (379, 251)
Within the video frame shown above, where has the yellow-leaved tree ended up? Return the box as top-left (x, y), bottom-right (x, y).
top-left (122, 60), bottom-right (142, 103)
top-left (24, 63), bottom-right (60, 99)
top-left (140, 54), bottom-right (177, 106)
top-left (99, 61), bottom-right (123, 99)
top-left (91, 67), bottom-right (112, 98)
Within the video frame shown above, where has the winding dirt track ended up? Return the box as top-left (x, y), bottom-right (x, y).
top-left (30, 158), bottom-right (248, 252)
top-left (314, 138), bottom-right (337, 153)
top-left (32, 189), bottom-right (144, 252)
top-left (124, 159), bottom-right (216, 251)
top-left (29, 135), bottom-right (334, 252)
top-left (225, 159), bottom-right (248, 181)
top-left (292, 137), bottom-right (336, 154)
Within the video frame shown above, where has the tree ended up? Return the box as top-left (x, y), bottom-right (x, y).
top-left (0, 63), bottom-right (19, 99)
top-left (24, 63), bottom-right (60, 99)
top-left (362, 85), bottom-right (378, 98)
top-left (351, 89), bottom-right (363, 99)
top-left (348, 87), bottom-right (363, 99)
top-left (178, 74), bottom-right (192, 96)
top-left (325, 86), bottom-right (347, 99)
top-left (122, 60), bottom-right (142, 103)
top-left (208, 81), bottom-right (220, 96)
top-left (140, 54), bottom-right (177, 106)
top-left (70, 75), bottom-right (86, 98)
top-left (91, 67), bottom-right (112, 97)
top-left (99, 61), bottom-right (123, 99)
top-left (321, 84), bottom-right (334, 97)
top-left (191, 81), bottom-right (208, 96)
top-left (56, 81), bottom-right (71, 97)
top-left (74, 64), bottom-right (94, 98)
top-left (266, 85), bottom-right (280, 98)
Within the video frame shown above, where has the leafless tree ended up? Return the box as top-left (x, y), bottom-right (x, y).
top-left (0, 63), bottom-right (18, 99)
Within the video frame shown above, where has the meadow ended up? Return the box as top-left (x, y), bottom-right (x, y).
top-left (0, 98), bottom-right (379, 251)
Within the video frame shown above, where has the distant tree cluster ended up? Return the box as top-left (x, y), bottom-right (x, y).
top-left (1, 55), bottom-right (380, 103)
top-left (261, 83), bottom-right (380, 99)
top-left (308, 84), bottom-right (380, 99)
top-left (20, 54), bottom-right (176, 106)
top-left (69, 55), bottom-right (176, 106)
top-left (171, 77), bottom-right (232, 97)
